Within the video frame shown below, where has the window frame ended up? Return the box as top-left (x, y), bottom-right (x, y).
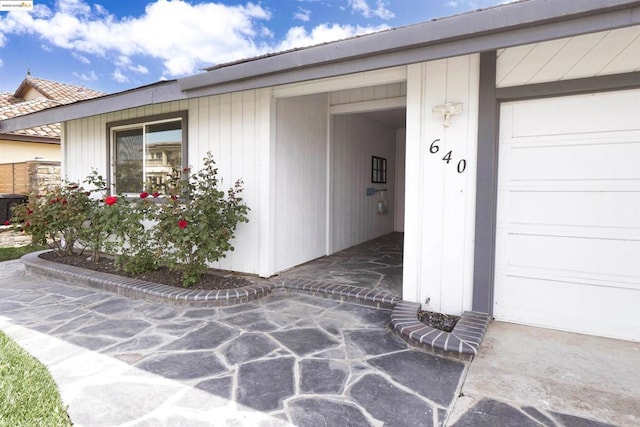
top-left (106, 111), bottom-right (188, 195)
top-left (371, 155), bottom-right (387, 184)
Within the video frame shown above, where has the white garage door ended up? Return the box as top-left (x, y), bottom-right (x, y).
top-left (495, 89), bottom-right (640, 342)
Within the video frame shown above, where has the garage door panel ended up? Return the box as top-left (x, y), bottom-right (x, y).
top-left (495, 275), bottom-right (640, 341)
top-left (506, 233), bottom-right (640, 280)
top-left (496, 89), bottom-right (640, 342)
top-left (507, 141), bottom-right (640, 181)
top-left (509, 191), bottom-right (640, 229)
top-left (510, 90), bottom-right (640, 137)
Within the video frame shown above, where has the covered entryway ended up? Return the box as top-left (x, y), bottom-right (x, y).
top-left (494, 89), bottom-right (640, 341)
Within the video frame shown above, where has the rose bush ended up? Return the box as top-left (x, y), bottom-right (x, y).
top-left (155, 152), bottom-right (250, 287)
top-left (12, 153), bottom-right (250, 287)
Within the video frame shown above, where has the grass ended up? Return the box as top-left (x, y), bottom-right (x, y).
top-left (0, 245), bottom-right (47, 262)
top-left (0, 331), bottom-right (71, 427)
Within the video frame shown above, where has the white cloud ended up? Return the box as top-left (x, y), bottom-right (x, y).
top-left (0, 0), bottom-right (273, 78)
top-left (276, 23), bottom-right (388, 51)
top-left (112, 68), bottom-right (128, 83)
top-left (348, 0), bottom-right (394, 20)
top-left (72, 70), bottom-right (97, 81)
top-left (72, 52), bottom-right (90, 64)
top-left (0, 0), bottom-right (398, 84)
top-left (294, 7), bottom-right (311, 22)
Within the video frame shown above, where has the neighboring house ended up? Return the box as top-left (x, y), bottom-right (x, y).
top-left (0, 74), bottom-right (104, 193)
top-left (2, 0), bottom-right (639, 342)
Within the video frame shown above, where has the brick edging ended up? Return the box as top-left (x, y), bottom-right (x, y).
top-left (390, 300), bottom-right (491, 361)
top-left (22, 250), bottom-right (490, 358)
top-left (21, 250), bottom-right (273, 307)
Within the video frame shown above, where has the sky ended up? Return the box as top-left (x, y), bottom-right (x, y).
top-left (0, 0), bottom-right (511, 95)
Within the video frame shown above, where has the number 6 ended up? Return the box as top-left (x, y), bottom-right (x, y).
top-left (429, 139), bottom-right (440, 154)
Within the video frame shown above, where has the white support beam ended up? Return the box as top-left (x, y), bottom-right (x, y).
top-left (272, 67), bottom-right (407, 98)
top-left (330, 96), bottom-right (407, 115)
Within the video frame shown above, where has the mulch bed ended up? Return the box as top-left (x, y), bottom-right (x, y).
top-left (418, 310), bottom-right (460, 333)
top-left (39, 251), bottom-right (253, 290)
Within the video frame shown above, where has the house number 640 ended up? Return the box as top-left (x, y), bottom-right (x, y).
top-left (429, 139), bottom-right (466, 173)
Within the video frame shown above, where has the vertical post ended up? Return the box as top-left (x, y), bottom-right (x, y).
top-left (472, 51), bottom-right (499, 314)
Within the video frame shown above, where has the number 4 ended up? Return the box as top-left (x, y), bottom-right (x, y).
top-left (442, 150), bottom-right (452, 164)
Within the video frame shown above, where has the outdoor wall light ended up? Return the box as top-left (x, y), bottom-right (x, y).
top-left (432, 102), bottom-right (464, 127)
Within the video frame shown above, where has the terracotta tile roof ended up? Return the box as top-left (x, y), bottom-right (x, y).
top-left (1, 76), bottom-right (105, 139)
top-left (16, 77), bottom-right (105, 103)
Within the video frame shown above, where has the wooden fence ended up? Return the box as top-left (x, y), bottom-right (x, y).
top-left (0, 160), bottom-right (61, 195)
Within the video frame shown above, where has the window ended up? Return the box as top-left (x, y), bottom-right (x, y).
top-left (371, 156), bottom-right (387, 184)
top-left (108, 112), bottom-right (187, 194)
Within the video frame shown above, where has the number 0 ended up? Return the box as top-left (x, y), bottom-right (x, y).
top-left (457, 159), bottom-right (467, 173)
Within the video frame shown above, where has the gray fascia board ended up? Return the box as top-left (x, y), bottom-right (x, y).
top-left (185, 5), bottom-right (640, 99)
top-left (179, 0), bottom-right (640, 92)
top-left (0, 81), bottom-right (184, 134)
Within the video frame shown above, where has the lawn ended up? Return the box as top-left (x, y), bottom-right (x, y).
top-left (0, 331), bottom-right (71, 426)
top-left (0, 245), bottom-right (46, 262)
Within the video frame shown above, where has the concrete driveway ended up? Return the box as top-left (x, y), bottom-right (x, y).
top-left (449, 321), bottom-right (640, 426)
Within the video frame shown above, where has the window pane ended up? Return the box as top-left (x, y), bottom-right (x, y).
top-left (145, 121), bottom-right (182, 193)
top-left (115, 128), bottom-right (143, 193)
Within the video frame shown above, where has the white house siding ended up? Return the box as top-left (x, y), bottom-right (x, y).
top-left (395, 128), bottom-right (406, 233)
top-left (330, 114), bottom-right (397, 253)
top-left (64, 92), bottom-right (272, 276)
top-left (497, 25), bottom-right (640, 87)
top-left (404, 54), bottom-right (480, 315)
top-left (274, 93), bottom-right (329, 272)
top-left (330, 82), bottom-right (407, 106)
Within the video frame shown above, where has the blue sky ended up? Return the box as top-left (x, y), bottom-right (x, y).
top-left (0, 0), bottom-right (510, 94)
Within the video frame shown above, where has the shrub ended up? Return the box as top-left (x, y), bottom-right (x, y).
top-left (11, 181), bottom-right (93, 256)
top-left (12, 153), bottom-right (250, 287)
top-left (155, 153), bottom-right (250, 287)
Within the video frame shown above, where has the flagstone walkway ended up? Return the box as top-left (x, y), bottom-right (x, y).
top-left (0, 259), bottom-right (466, 426)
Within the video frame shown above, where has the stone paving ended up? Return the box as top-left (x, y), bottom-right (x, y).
top-left (279, 232), bottom-right (403, 297)
top-left (1, 233), bottom-right (629, 426)
top-left (0, 259), bottom-right (466, 426)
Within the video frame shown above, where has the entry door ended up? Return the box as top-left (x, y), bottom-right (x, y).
top-left (494, 89), bottom-right (640, 341)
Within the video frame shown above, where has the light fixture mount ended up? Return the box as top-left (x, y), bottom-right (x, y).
top-left (432, 102), bottom-right (464, 127)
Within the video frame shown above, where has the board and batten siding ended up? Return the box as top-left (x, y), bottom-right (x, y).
top-left (63, 90), bottom-right (273, 276)
top-left (274, 93), bottom-right (329, 272)
top-left (404, 54), bottom-right (480, 314)
top-left (330, 114), bottom-right (397, 253)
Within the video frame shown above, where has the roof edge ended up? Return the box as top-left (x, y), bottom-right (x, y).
top-left (0, 80), bottom-right (182, 134)
top-left (179, 0), bottom-right (640, 92)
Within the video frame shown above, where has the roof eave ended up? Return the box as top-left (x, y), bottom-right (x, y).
top-left (0, 80), bottom-right (184, 134)
top-left (3, 0), bottom-right (640, 132)
top-left (179, 0), bottom-right (640, 93)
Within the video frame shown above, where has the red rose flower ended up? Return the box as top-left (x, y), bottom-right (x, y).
top-left (178, 219), bottom-right (188, 229)
top-left (140, 192), bottom-right (149, 199)
top-left (183, 167), bottom-right (190, 173)
top-left (170, 194), bottom-right (178, 200)
top-left (105, 196), bottom-right (118, 206)
top-left (27, 209), bottom-right (33, 215)
top-left (85, 191), bottom-right (91, 196)
top-left (3, 220), bottom-right (10, 226)
top-left (49, 199), bottom-right (56, 205)
top-left (152, 192), bottom-right (160, 198)
top-left (25, 221), bottom-right (30, 227)
top-left (61, 199), bottom-right (68, 205)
